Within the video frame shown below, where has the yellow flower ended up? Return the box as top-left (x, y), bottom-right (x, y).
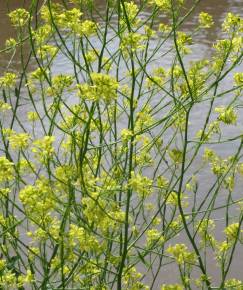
top-left (17, 270), bottom-right (34, 287)
top-left (0, 156), bottom-right (14, 183)
top-left (32, 136), bottom-right (55, 163)
top-left (124, 1), bottom-right (139, 21)
top-left (0, 270), bottom-right (17, 288)
top-left (19, 179), bottom-right (55, 218)
top-left (168, 148), bottom-right (183, 163)
top-left (157, 175), bottom-right (169, 189)
top-left (33, 24), bottom-right (52, 46)
top-left (37, 44), bottom-right (58, 59)
top-left (120, 32), bottom-right (145, 53)
top-left (234, 72), bottom-right (243, 86)
top-left (27, 111), bottom-right (38, 122)
top-left (216, 240), bottom-right (231, 255)
top-left (5, 38), bottom-right (17, 49)
top-left (225, 278), bottom-right (243, 290)
top-left (158, 23), bottom-right (171, 33)
top-left (128, 171), bottom-right (153, 197)
top-left (166, 243), bottom-right (196, 265)
top-left (224, 223), bottom-right (241, 241)
top-left (198, 12), bottom-right (214, 28)
top-left (8, 8), bottom-right (30, 27)
top-left (30, 68), bottom-right (46, 81)
top-left (85, 50), bottom-right (98, 63)
top-left (176, 31), bottom-right (192, 54)
top-left (121, 128), bottom-right (133, 143)
top-left (0, 259), bottom-right (6, 271)
top-left (0, 101), bottom-right (11, 112)
top-left (78, 20), bottom-right (97, 36)
top-left (8, 132), bottom-right (30, 150)
top-left (146, 228), bottom-right (164, 246)
top-left (0, 72), bottom-right (16, 88)
top-left (215, 106), bottom-right (237, 125)
top-left (47, 74), bottom-right (73, 97)
top-left (152, 0), bottom-right (183, 11)
top-left (222, 13), bottom-right (242, 32)
top-left (68, 224), bottom-right (100, 252)
top-left (77, 73), bottom-right (118, 102)
top-left (167, 191), bottom-right (188, 208)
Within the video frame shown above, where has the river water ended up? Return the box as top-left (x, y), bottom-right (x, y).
top-left (1, 0), bottom-right (243, 65)
top-left (0, 0), bottom-right (243, 288)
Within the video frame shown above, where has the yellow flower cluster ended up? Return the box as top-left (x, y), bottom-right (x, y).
top-left (120, 32), bottom-right (145, 54)
top-left (30, 68), bottom-right (46, 81)
top-left (82, 192), bottom-right (125, 232)
top-left (215, 106), bottom-right (237, 125)
top-left (152, 0), bottom-right (183, 11)
top-left (222, 12), bottom-right (243, 32)
top-left (128, 171), bottom-right (153, 197)
top-left (133, 135), bottom-right (153, 167)
top-left (120, 1), bottom-right (140, 29)
top-left (7, 132), bottom-right (30, 150)
top-left (225, 278), bottom-right (243, 290)
top-left (0, 156), bottom-right (14, 183)
top-left (5, 38), bottom-right (17, 50)
top-left (204, 150), bottom-right (232, 177)
top-left (32, 136), bottom-right (55, 163)
top-left (33, 24), bottom-right (52, 46)
top-left (224, 223), bottom-right (241, 241)
top-left (0, 101), bottom-right (11, 112)
top-left (78, 20), bottom-right (98, 36)
top-left (78, 73), bottom-right (118, 102)
top-left (37, 44), bottom-right (58, 60)
top-left (57, 7), bottom-right (83, 30)
top-left (55, 164), bottom-right (77, 186)
top-left (166, 243), bottom-right (196, 265)
top-left (234, 72), bottom-right (243, 86)
top-left (17, 270), bottom-right (34, 288)
top-left (41, 5), bottom-right (97, 36)
top-left (157, 175), bottom-right (169, 189)
top-left (0, 72), bottom-right (16, 88)
top-left (168, 148), bottom-right (183, 164)
top-left (8, 8), bottom-right (30, 27)
top-left (146, 228), bottom-right (164, 246)
top-left (123, 267), bottom-right (149, 290)
top-left (68, 224), bottom-right (100, 252)
top-left (198, 12), bottom-right (214, 28)
top-left (135, 106), bottom-right (154, 132)
top-left (123, 1), bottom-right (139, 23)
top-left (158, 23), bottom-right (171, 33)
top-left (213, 32), bottom-right (242, 67)
top-left (146, 67), bottom-right (166, 89)
top-left (196, 120), bottom-right (220, 141)
top-left (27, 111), bottom-right (38, 122)
top-left (176, 31), bottom-right (192, 54)
top-left (19, 179), bottom-right (55, 218)
top-left (167, 191), bottom-right (188, 208)
top-left (0, 268), bottom-right (34, 288)
top-left (47, 74), bottom-right (73, 97)
top-left (121, 128), bottom-right (133, 143)
top-left (196, 219), bottom-right (216, 247)
top-left (0, 270), bottom-right (17, 288)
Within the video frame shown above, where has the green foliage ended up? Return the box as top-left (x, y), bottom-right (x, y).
top-left (0, 0), bottom-right (243, 289)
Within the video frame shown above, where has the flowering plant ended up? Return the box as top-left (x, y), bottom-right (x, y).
top-left (0, 0), bottom-right (243, 289)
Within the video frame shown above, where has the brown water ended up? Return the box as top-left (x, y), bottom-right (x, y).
top-left (0, 0), bottom-right (242, 50)
top-left (0, 0), bottom-right (243, 288)
top-left (0, 0), bottom-right (242, 69)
